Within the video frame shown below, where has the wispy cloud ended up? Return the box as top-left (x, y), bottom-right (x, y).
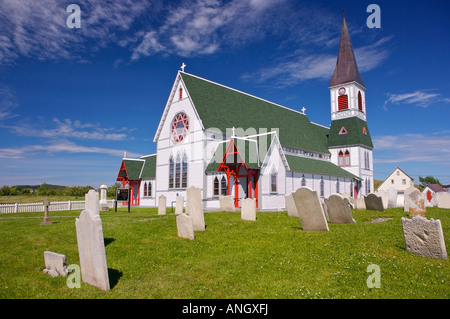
top-left (0, 84), bottom-right (19, 120)
top-left (130, 0), bottom-right (287, 60)
top-left (373, 133), bottom-right (450, 165)
top-left (0, 139), bottom-right (141, 159)
top-left (242, 36), bottom-right (392, 87)
top-left (2, 117), bottom-right (133, 141)
top-left (383, 90), bottom-right (450, 110)
top-left (0, 0), bottom-right (150, 65)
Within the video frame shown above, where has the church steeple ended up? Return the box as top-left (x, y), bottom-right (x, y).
top-left (329, 16), bottom-right (365, 88)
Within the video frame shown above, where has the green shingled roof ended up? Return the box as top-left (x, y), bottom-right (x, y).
top-left (122, 159), bottom-right (144, 180)
top-left (140, 154), bottom-right (156, 179)
top-left (181, 73), bottom-right (330, 154)
top-left (328, 117), bottom-right (373, 149)
top-left (285, 155), bottom-right (360, 180)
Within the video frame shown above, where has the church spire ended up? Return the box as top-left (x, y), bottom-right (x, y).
top-left (329, 16), bottom-right (365, 88)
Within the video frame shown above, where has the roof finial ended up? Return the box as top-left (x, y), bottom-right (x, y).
top-left (301, 106), bottom-right (306, 114)
top-left (231, 126), bottom-right (236, 137)
top-left (180, 62), bottom-right (186, 72)
top-left (342, 8), bottom-right (345, 18)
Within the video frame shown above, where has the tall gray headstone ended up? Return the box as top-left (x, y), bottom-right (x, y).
top-left (364, 193), bottom-right (384, 211)
top-left (176, 213), bottom-right (195, 240)
top-left (401, 215), bottom-right (447, 260)
top-left (292, 187), bottom-right (329, 231)
top-left (75, 202), bottom-right (110, 291)
top-left (403, 186), bottom-right (417, 212)
top-left (325, 194), bottom-right (356, 224)
top-left (85, 189), bottom-right (100, 215)
top-left (285, 194), bottom-right (298, 217)
top-left (99, 184), bottom-right (109, 211)
top-left (375, 190), bottom-right (388, 209)
top-left (407, 189), bottom-right (426, 216)
top-left (387, 187), bottom-right (398, 208)
top-left (175, 195), bottom-right (184, 215)
top-left (241, 198), bottom-right (256, 221)
top-left (158, 195), bottom-right (166, 215)
top-left (186, 186), bottom-right (205, 231)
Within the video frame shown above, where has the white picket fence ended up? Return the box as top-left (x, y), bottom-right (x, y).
top-left (0, 199), bottom-right (118, 214)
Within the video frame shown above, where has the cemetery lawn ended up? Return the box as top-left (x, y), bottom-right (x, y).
top-left (0, 207), bottom-right (448, 299)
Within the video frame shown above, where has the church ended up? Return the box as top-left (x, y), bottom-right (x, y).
top-left (116, 17), bottom-right (374, 211)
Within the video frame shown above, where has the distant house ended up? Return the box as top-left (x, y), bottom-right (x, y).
top-left (378, 167), bottom-right (414, 193)
top-left (422, 184), bottom-right (446, 204)
top-left (442, 184), bottom-right (450, 193)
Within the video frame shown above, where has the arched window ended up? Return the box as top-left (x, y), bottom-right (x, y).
top-left (336, 178), bottom-right (340, 194)
top-left (213, 177), bottom-right (219, 196)
top-left (221, 176), bottom-right (227, 195)
top-left (182, 154), bottom-right (187, 188)
top-left (169, 156), bottom-right (174, 189)
top-left (301, 174), bottom-right (306, 187)
top-left (338, 150), bottom-right (344, 166)
top-left (320, 177), bottom-right (324, 198)
top-left (148, 182), bottom-right (152, 197)
top-left (179, 87), bottom-right (183, 100)
top-left (358, 91), bottom-right (363, 111)
top-left (344, 150), bottom-right (350, 166)
top-left (338, 95), bottom-right (348, 111)
top-left (271, 171), bottom-right (277, 193)
top-left (143, 182), bottom-right (148, 197)
top-left (175, 155), bottom-right (181, 188)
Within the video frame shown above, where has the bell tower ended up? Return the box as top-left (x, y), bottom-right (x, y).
top-left (328, 16), bottom-right (374, 198)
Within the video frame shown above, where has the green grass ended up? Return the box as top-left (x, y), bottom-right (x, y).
top-left (0, 207), bottom-right (449, 299)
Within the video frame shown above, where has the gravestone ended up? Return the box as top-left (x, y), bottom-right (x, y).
top-left (355, 197), bottom-right (366, 210)
top-left (75, 195), bottom-right (110, 291)
top-left (403, 186), bottom-right (417, 211)
top-left (40, 197), bottom-right (52, 225)
top-left (325, 194), bottom-right (355, 224)
top-left (99, 184), bottom-right (109, 211)
top-left (320, 198), bottom-right (330, 221)
top-left (401, 215), bottom-right (447, 260)
top-left (241, 198), bottom-right (256, 221)
top-left (284, 194), bottom-right (298, 217)
top-left (387, 187), bottom-right (398, 208)
top-left (364, 193), bottom-right (384, 211)
top-left (158, 195), bottom-right (166, 215)
top-left (407, 189), bottom-right (426, 216)
top-left (291, 187), bottom-right (329, 231)
top-left (219, 195), bottom-right (236, 212)
top-left (437, 192), bottom-right (450, 209)
top-left (176, 213), bottom-right (195, 240)
top-left (175, 195), bottom-right (184, 215)
top-left (85, 189), bottom-right (100, 214)
top-left (43, 251), bottom-right (69, 277)
top-left (375, 190), bottom-right (388, 209)
top-left (186, 186), bottom-right (205, 231)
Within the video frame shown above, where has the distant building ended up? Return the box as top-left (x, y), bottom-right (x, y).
top-left (422, 183), bottom-right (446, 204)
top-left (378, 167), bottom-right (414, 193)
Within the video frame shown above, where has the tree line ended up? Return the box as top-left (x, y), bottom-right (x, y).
top-left (0, 182), bottom-right (122, 198)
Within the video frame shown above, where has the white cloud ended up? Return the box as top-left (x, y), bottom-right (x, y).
top-left (0, 140), bottom-right (141, 159)
top-left (383, 90), bottom-right (450, 109)
top-left (2, 117), bottom-right (132, 141)
top-left (0, 84), bottom-right (19, 120)
top-left (373, 133), bottom-right (450, 165)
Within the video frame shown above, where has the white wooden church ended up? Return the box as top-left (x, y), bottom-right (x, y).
top-left (116, 17), bottom-right (374, 211)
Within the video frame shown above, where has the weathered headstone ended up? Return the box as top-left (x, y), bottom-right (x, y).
top-left (158, 195), bottom-right (166, 215)
top-left (325, 194), bottom-right (355, 224)
top-left (387, 187), bottom-right (398, 208)
top-left (40, 197), bottom-right (52, 225)
top-left (291, 187), bottom-right (329, 231)
top-left (320, 197), bottom-right (330, 221)
top-left (284, 194), bottom-right (298, 217)
top-left (85, 189), bottom-right (100, 214)
top-left (176, 213), bottom-right (195, 240)
top-left (75, 195), bottom-right (110, 291)
top-left (403, 186), bottom-right (417, 212)
top-left (407, 189), bottom-right (426, 216)
top-left (375, 190), bottom-right (388, 209)
top-left (364, 193), bottom-right (384, 211)
top-left (436, 192), bottom-right (450, 209)
top-left (43, 251), bottom-right (69, 277)
top-left (186, 186), bottom-right (205, 231)
top-left (175, 195), bottom-right (184, 215)
top-left (355, 197), bottom-right (366, 210)
top-left (241, 198), bottom-right (256, 221)
top-left (99, 184), bottom-right (109, 211)
top-left (401, 215), bottom-right (447, 260)
top-left (219, 195), bottom-right (236, 212)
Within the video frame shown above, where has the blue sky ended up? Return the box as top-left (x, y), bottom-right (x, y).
top-left (0, 0), bottom-right (449, 187)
